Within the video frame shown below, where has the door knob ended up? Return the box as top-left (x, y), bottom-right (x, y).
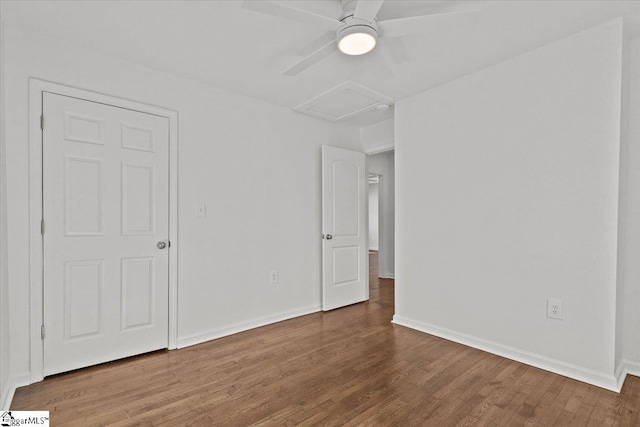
top-left (325, 234), bottom-right (333, 240)
top-left (157, 241), bottom-right (167, 250)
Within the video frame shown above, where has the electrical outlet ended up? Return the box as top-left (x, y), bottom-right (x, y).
top-left (269, 269), bottom-right (279, 285)
top-left (547, 298), bottom-right (563, 320)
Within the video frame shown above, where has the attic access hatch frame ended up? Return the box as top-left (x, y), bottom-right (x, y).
top-left (294, 81), bottom-right (393, 122)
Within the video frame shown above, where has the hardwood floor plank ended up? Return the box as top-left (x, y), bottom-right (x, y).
top-left (10, 253), bottom-right (640, 426)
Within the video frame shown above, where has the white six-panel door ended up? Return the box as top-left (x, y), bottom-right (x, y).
top-left (43, 93), bottom-right (169, 376)
top-left (322, 146), bottom-right (368, 311)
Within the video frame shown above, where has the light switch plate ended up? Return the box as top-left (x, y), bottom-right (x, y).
top-left (195, 202), bottom-right (206, 218)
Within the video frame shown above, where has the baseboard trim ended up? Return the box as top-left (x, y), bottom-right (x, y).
top-left (624, 359), bottom-right (640, 378)
top-left (614, 361), bottom-right (627, 391)
top-left (0, 380), bottom-right (10, 410)
top-left (392, 315), bottom-right (622, 392)
top-left (1, 372), bottom-right (30, 409)
top-left (177, 305), bottom-right (322, 349)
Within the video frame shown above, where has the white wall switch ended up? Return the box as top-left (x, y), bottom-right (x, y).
top-left (195, 202), bottom-right (206, 218)
top-left (547, 298), bottom-right (563, 320)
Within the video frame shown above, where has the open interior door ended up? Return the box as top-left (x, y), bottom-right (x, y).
top-left (322, 145), bottom-right (368, 311)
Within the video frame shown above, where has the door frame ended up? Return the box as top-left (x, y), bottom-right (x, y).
top-left (28, 78), bottom-right (179, 384)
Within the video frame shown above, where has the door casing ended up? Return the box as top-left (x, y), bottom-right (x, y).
top-left (28, 78), bottom-right (179, 384)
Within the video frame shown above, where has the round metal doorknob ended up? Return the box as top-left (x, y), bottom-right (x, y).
top-left (326, 234), bottom-right (333, 240)
top-left (157, 241), bottom-right (167, 250)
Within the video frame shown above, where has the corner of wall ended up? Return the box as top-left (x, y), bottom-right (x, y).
top-left (360, 118), bottom-right (394, 154)
top-left (0, 385), bottom-right (12, 411)
top-left (0, 373), bottom-right (30, 409)
top-left (621, 36), bottom-right (640, 367)
top-left (0, 15), bottom-right (13, 409)
top-left (613, 15), bottom-right (629, 379)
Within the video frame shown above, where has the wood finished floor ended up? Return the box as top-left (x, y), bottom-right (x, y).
top-left (12, 253), bottom-right (640, 426)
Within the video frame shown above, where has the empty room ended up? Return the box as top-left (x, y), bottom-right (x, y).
top-left (1, 0), bottom-right (640, 425)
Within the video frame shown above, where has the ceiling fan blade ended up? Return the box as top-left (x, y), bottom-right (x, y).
top-left (353, 0), bottom-right (385, 23)
top-left (378, 37), bottom-right (410, 65)
top-left (242, 1), bottom-right (343, 32)
top-left (284, 39), bottom-right (337, 76)
top-left (378, 9), bottom-right (481, 39)
top-left (367, 50), bottom-right (394, 81)
top-left (296, 32), bottom-right (338, 57)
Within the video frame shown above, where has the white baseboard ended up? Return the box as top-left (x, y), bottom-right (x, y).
top-left (0, 380), bottom-right (10, 410)
top-left (177, 305), bottom-right (322, 349)
top-left (1, 372), bottom-right (30, 409)
top-left (392, 315), bottom-right (622, 392)
top-left (624, 359), bottom-right (640, 378)
top-left (614, 361), bottom-right (627, 391)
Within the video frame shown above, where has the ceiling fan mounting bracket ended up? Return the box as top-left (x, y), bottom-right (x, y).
top-left (337, 16), bottom-right (378, 35)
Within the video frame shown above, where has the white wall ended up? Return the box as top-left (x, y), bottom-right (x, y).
top-left (1, 25), bottom-right (361, 383)
top-left (367, 151), bottom-right (394, 279)
top-left (395, 20), bottom-right (623, 389)
top-left (622, 36), bottom-right (640, 374)
top-left (360, 119), bottom-right (394, 154)
top-left (0, 21), bottom-right (12, 408)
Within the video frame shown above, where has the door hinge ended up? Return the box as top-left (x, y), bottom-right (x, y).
top-left (41, 219), bottom-right (45, 235)
top-left (40, 115), bottom-right (44, 130)
top-left (41, 325), bottom-right (45, 340)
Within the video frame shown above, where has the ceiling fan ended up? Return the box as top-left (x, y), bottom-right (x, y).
top-left (242, 0), bottom-right (481, 76)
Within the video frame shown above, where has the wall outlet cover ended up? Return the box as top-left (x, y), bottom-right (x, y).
top-left (547, 298), bottom-right (563, 320)
top-left (269, 269), bottom-right (279, 285)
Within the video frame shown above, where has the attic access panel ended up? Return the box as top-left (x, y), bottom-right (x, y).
top-left (295, 81), bottom-right (393, 122)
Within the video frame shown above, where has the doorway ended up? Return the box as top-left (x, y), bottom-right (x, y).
top-left (368, 173), bottom-right (380, 254)
top-left (367, 150), bottom-right (395, 280)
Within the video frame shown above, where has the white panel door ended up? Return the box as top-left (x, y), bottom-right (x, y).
top-left (322, 146), bottom-right (368, 311)
top-left (43, 93), bottom-right (169, 376)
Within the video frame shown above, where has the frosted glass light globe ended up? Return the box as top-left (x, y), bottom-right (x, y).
top-left (338, 31), bottom-right (377, 55)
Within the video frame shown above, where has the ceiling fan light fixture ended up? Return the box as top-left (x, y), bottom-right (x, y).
top-left (337, 25), bottom-right (377, 55)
